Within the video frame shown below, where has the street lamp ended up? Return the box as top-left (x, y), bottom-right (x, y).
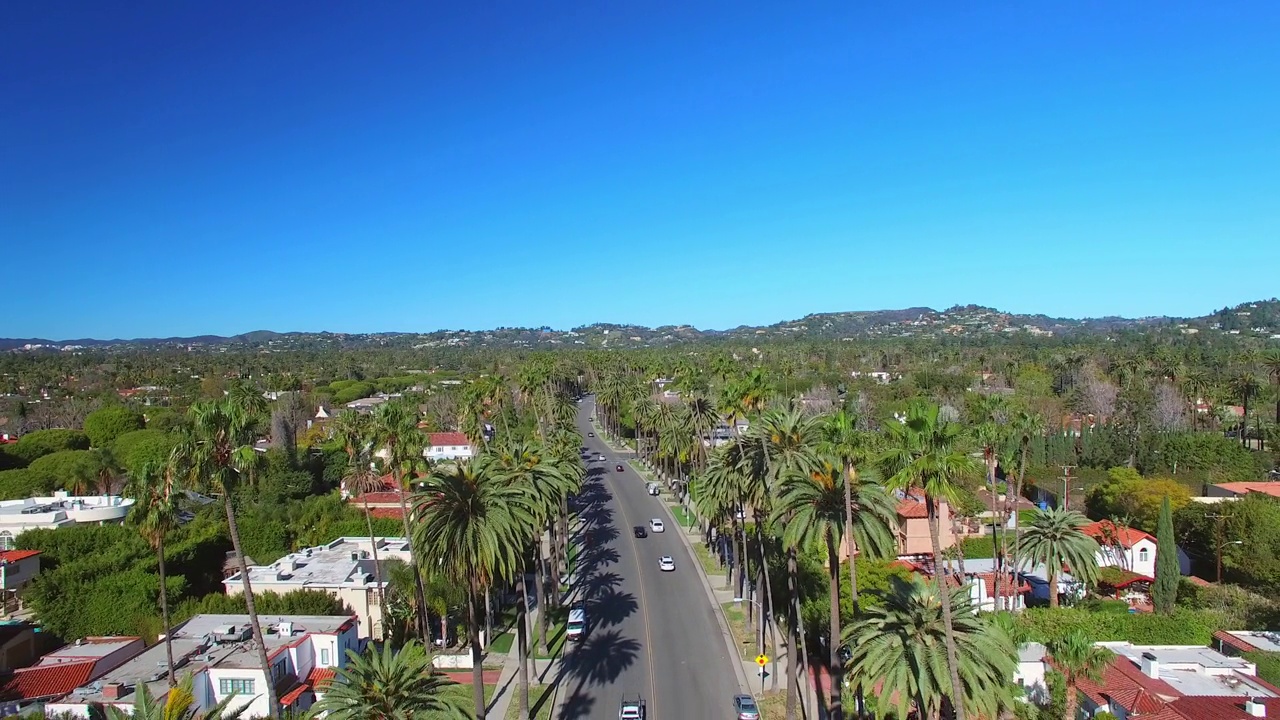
top-left (1218, 539), bottom-right (1244, 583)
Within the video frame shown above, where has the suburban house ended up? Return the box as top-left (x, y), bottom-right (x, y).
top-left (893, 494), bottom-right (955, 557)
top-left (1014, 642), bottom-right (1050, 705)
top-left (0, 550), bottom-right (41, 615)
top-left (901, 558), bottom-right (1031, 612)
top-left (1207, 482), bottom-right (1280, 501)
top-left (0, 492), bottom-right (135, 547)
top-left (423, 432), bottom-right (473, 462)
top-left (223, 537), bottom-right (411, 640)
top-left (0, 623), bottom-right (41, 672)
top-left (1084, 520), bottom-right (1158, 578)
top-left (1067, 640), bottom-right (1280, 719)
top-left (0, 636), bottom-right (144, 715)
top-left (1215, 630), bottom-right (1280, 658)
top-left (46, 614), bottom-right (358, 719)
top-left (972, 488), bottom-right (1038, 529)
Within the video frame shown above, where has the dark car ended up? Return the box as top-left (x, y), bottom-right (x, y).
top-left (633, 526), bottom-right (647, 538)
top-left (588, 432), bottom-right (595, 437)
top-left (615, 464), bottom-right (624, 472)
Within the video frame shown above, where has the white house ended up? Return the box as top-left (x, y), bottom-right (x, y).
top-left (1083, 521), bottom-right (1157, 578)
top-left (1014, 642), bottom-right (1050, 704)
top-left (423, 432), bottom-right (473, 462)
top-left (224, 537), bottom-right (412, 640)
top-left (47, 614), bottom-right (359, 718)
top-left (0, 492), bottom-right (135, 547)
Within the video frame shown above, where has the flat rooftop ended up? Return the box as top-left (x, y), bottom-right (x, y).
top-left (1221, 631), bottom-right (1280, 654)
top-left (56, 614), bottom-right (353, 707)
top-left (226, 537), bottom-right (410, 588)
top-left (37, 637), bottom-right (142, 664)
top-left (1099, 642), bottom-right (1277, 699)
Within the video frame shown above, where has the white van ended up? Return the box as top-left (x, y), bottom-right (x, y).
top-left (567, 607), bottom-right (587, 642)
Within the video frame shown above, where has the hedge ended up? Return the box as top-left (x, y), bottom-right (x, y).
top-left (1016, 607), bottom-right (1224, 646)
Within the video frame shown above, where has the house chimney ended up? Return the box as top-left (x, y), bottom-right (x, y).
top-left (1141, 651), bottom-right (1160, 679)
top-left (103, 682), bottom-right (127, 700)
top-left (1246, 698), bottom-right (1267, 718)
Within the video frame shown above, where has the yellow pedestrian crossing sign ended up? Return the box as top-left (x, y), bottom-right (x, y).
top-left (756, 654), bottom-right (769, 667)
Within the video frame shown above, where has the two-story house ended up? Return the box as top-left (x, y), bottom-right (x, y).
top-left (1083, 520), bottom-right (1158, 577)
top-left (423, 432), bottom-right (473, 462)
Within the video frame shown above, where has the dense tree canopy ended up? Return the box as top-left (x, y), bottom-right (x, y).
top-left (83, 406), bottom-right (146, 447)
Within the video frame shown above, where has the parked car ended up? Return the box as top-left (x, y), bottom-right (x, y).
top-left (633, 525), bottom-right (648, 538)
top-left (567, 606), bottom-right (587, 642)
top-left (658, 556), bottom-right (675, 572)
top-left (646, 483), bottom-right (660, 496)
top-left (649, 518), bottom-right (664, 533)
top-left (733, 694), bottom-right (760, 720)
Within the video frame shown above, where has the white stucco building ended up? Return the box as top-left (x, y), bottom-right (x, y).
top-left (0, 492), bottom-right (135, 548)
top-left (1083, 520), bottom-right (1158, 578)
top-left (46, 614), bottom-right (359, 718)
top-left (423, 432), bottom-right (473, 462)
top-left (223, 537), bottom-right (412, 640)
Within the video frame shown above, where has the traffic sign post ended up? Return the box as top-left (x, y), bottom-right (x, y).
top-left (755, 654), bottom-right (769, 695)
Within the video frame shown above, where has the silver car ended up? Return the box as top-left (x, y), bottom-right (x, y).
top-left (733, 694), bottom-right (760, 720)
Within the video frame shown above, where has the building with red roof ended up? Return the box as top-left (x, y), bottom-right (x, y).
top-left (423, 432), bottom-right (473, 462)
top-left (0, 635), bottom-right (144, 715)
top-left (1084, 520), bottom-right (1159, 578)
top-left (1208, 482), bottom-right (1280, 500)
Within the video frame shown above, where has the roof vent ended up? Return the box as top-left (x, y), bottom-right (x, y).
top-left (1246, 698), bottom-right (1267, 717)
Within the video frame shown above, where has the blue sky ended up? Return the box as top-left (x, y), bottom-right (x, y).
top-left (3, 2), bottom-right (1279, 339)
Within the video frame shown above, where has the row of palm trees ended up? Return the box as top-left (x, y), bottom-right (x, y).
top-left (590, 364), bottom-right (1108, 720)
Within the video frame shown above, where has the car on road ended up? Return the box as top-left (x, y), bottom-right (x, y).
top-left (649, 518), bottom-right (664, 533)
top-left (733, 694), bottom-right (760, 720)
top-left (599, 454), bottom-right (606, 461)
top-left (589, 416), bottom-right (594, 421)
top-left (633, 525), bottom-right (647, 538)
top-left (658, 555), bottom-right (675, 571)
top-left (646, 483), bottom-right (660, 496)
top-left (567, 606), bottom-right (587, 642)
top-left (588, 432), bottom-right (595, 437)
top-left (618, 696), bottom-right (645, 720)
top-left (615, 463), bottom-right (624, 472)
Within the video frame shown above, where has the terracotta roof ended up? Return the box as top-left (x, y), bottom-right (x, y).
top-left (307, 666), bottom-right (336, 692)
top-left (895, 498), bottom-right (929, 519)
top-left (1213, 482), bottom-right (1280, 498)
top-left (0, 550), bottom-right (40, 563)
top-left (888, 559), bottom-right (924, 573)
top-left (1169, 696), bottom-right (1280, 719)
top-left (352, 491), bottom-right (410, 505)
top-left (0, 660), bottom-right (95, 701)
top-left (429, 432), bottom-right (470, 447)
top-left (369, 507), bottom-right (405, 520)
top-left (1084, 520), bottom-right (1155, 547)
top-left (1068, 654), bottom-right (1180, 709)
top-left (1213, 630), bottom-right (1258, 653)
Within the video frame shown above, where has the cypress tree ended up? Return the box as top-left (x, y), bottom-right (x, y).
top-left (1153, 496), bottom-right (1179, 614)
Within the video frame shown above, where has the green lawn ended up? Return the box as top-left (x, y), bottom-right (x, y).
top-left (487, 630), bottom-right (514, 655)
top-left (426, 683), bottom-right (495, 719)
top-left (532, 606), bottom-right (568, 659)
top-left (504, 683), bottom-right (558, 720)
top-left (693, 540), bottom-right (727, 579)
top-left (722, 602), bottom-right (756, 661)
top-left (668, 503), bottom-right (696, 528)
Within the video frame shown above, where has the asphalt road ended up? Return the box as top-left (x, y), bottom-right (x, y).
top-left (556, 397), bottom-right (741, 720)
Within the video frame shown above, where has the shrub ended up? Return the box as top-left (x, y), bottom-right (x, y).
top-left (82, 406), bottom-right (145, 448)
top-left (1244, 651), bottom-right (1280, 687)
top-left (26, 450), bottom-right (106, 493)
top-left (1016, 607), bottom-right (1223, 646)
top-left (111, 429), bottom-right (178, 475)
top-left (9, 429), bottom-right (90, 464)
top-left (0, 468), bottom-right (54, 500)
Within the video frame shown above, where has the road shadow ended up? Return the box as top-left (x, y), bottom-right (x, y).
top-left (588, 587), bottom-right (638, 629)
top-left (580, 570), bottom-right (622, 599)
top-left (579, 545), bottom-right (620, 572)
top-left (556, 690), bottom-right (596, 720)
top-left (561, 629), bottom-right (640, 689)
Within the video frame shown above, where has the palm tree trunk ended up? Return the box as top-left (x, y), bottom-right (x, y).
top-left (726, 516), bottom-right (739, 590)
top-left (395, 479), bottom-right (431, 642)
top-left (1049, 568), bottom-right (1060, 608)
top-left (1011, 441), bottom-right (1029, 603)
top-left (225, 495), bottom-right (280, 717)
top-left (826, 534), bottom-right (843, 720)
top-left (536, 548), bottom-right (549, 654)
top-left (362, 497), bottom-right (387, 638)
top-left (516, 570), bottom-right (530, 720)
top-left (1063, 680), bottom-right (1078, 720)
top-left (784, 547), bottom-right (799, 720)
top-left (928, 502), bottom-right (967, 720)
top-left (157, 537), bottom-right (175, 687)
top-left (468, 580), bottom-right (487, 720)
top-left (547, 523), bottom-right (561, 609)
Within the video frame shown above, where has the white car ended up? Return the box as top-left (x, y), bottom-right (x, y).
top-left (649, 519), bottom-right (665, 533)
top-left (658, 556), bottom-right (675, 572)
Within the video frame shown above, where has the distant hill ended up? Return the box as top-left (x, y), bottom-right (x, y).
top-left (5, 298), bottom-right (1279, 352)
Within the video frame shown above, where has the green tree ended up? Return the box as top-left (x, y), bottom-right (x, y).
top-left (1084, 466), bottom-right (1192, 531)
top-left (775, 457), bottom-right (896, 720)
top-left (842, 575), bottom-right (1017, 720)
top-left (1153, 496), bottom-right (1179, 614)
top-left (372, 401), bottom-right (431, 642)
top-left (112, 429), bottom-right (180, 476)
top-left (878, 400), bottom-right (981, 720)
top-left (413, 459), bottom-right (534, 719)
top-left (26, 449), bottom-right (106, 494)
top-left (9, 428), bottom-right (90, 464)
top-left (84, 406), bottom-right (146, 448)
top-left (1020, 508), bottom-right (1101, 608)
top-left (126, 459), bottom-right (183, 687)
top-left (309, 640), bottom-right (468, 720)
top-left (1046, 629), bottom-right (1112, 720)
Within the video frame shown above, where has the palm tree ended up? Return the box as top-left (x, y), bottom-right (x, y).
top-left (344, 456), bottom-right (389, 637)
top-left (1229, 370), bottom-right (1262, 448)
top-left (842, 575), bottom-right (1017, 720)
top-left (180, 389), bottom-right (280, 716)
top-left (1020, 507), bottom-right (1101, 607)
top-left (414, 459), bottom-right (535, 719)
top-left (309, 640), bottom-right (468, 720)
top-left (687, 395), bottom-right (720, 467)
top-left (818, 410), bottom-right (880, 614)
top-left (1264, 350), bottom-right (1280, 429)
top-left (878, 400), bottom-right (981, 720)
top-left (126, 459), bottom-right (183, 687)
top-left (1181, 368), bottom-right (1212, 430)
top-left (1048, 629), bottom-right (1112, 720)
top-left (1009, 410), bottom-right (1044, 600)
top-left (372, 401), bottom-right (430, 641)
top-left (104, 673), bottom-right (248, 720)
top-left (775, 459), bottom-right (896, 720)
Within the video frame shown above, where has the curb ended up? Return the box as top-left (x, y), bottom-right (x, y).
top-left (590, 415), bottom-right (754, 697)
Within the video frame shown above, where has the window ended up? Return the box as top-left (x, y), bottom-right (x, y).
top-left (272, 661), bottom-right (286, 681)
top-left (320, 648), bottom-right (330, 666)
top-left (0, 532), bottom-right (12, 551)
top-left (1138, 548), bottom-right (1150, 563)
top-left (219, 678), bottom-right (256, 696)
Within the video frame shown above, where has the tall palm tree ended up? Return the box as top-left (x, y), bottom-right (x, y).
top-left (818, 410), bottom-right (880, 614)
top-left (687, 395), bottom-right (720, 468)
top-left (344, 456), bottom-right (389, 637)
top-left (1229, 370), bottom-right (1262, 448)
top-left (181, 389), bottom-right (280, 717)
top-left (1263, 350), bottom-right (1280, 429)
top-left (1009, 410), bottom-right (1045, 599)
top-left (1181, 367), bottom-right (1212, 431)
top-left (125, 459), bottom-right (183, 687)
top-left (1020, 507), bottom-right (1101, 607)
top-left (414, 459), bottom-right (535, 719)
top-left (1048, 629), bottom-right (1112, 720)
top-left (878, 401), bottom-right (981, 720)
top-left (842, 575), bottom-right (1017, 720)
top-left (776, 459), bottom-right (896, 720)
top-left (310, 640), bottom-right (468, 720)
top-left (372, 401), bottom-right (430, 641)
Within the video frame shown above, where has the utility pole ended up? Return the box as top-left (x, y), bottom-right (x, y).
top-left (1060, 465), bottom-right (1076, 511)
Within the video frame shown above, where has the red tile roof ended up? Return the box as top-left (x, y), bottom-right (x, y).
top-left (307, 666), bottom-right (336, 692)
top-left (0, 660), bottom-right (95, 701)
top-left (895, 498), bottom-right (929, 519)
top-left (352, 491), bottom-right (410, 505)
top-left (369, 507), bottom-right (405, 520)
top-left (1069, 655), bottom-right (1180, 709)
top-left (1213, 630), bottom-right (1258, 653)
top-left (429, 432), bottom-right (470, 447)
top-left (1084, 520), bottom-right (1155, 547)
top-left (0, 550), bottom-right (40, 563)
top-left (1169, 696), bottom-right (1280, 719)
top-left (1214, 482), bottom-right (1280, 498)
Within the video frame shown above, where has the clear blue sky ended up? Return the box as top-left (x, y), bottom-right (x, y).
top-left (4, 2), bottom-right (1279, 339)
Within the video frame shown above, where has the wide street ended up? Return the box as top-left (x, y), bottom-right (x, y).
top-left (554, 396), bottom-right (743, 719)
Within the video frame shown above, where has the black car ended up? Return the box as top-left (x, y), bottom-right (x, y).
top-left (588, 432), bottom-right (595, 437)
top-left (615, 464), bottom-right (624, 472)
top-left (633, 526), bottom-right (648, 538)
